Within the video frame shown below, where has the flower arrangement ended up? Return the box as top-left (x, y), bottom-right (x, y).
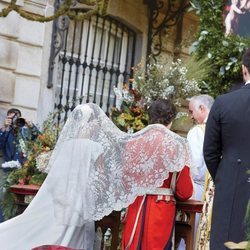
top-left (111, 58), bottom-right (202, 132)
top-left (132, 58), bottom-right (201, 105)
top-left (1, 113), bottom-right (61, 220)
top-left (36, 151), bottom-right (53, 173)
top-left (111, 83), bottom-right (148, 133)
top-left (17, 114), bottom-right (60, 185)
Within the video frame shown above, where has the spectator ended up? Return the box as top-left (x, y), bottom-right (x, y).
top-left (0, 108), bottom-right (40, 165)
top-left (0, 108), bottom-right (40, 222)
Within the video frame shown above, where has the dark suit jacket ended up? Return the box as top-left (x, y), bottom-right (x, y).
top-left (203, 84), bottom-right (250, 250)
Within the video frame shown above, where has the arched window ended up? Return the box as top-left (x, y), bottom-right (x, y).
top-left (49, 12), bottom-right (137, 122)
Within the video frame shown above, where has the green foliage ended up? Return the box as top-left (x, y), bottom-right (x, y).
top-left (132, 58), bottom-right (201, 105)
top-left (111, 56), bottom-right (205, 132)
top-left (111, 86), bottom-right (149, 132)
top-left (1, 113), bottom-right (61, 220)
top-left (0, 0), bottom-right (109, 22)
top-left (29, 173), bottom-right (47, 185)
top-left (1, 190), bottom-right (17, 221)
top-left (185, 55), bottom-right (213, 91)
top-left (190, 0), bottom-right (250, 96)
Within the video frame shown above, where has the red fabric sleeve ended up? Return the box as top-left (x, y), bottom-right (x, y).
top-left (175, 166), bottom-right (193, 201)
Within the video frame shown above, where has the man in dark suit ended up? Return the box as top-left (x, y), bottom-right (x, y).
top-left (203, 47), bottom-right (250, 249)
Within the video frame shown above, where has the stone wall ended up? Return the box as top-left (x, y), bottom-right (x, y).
top-left (0, 0), bottom-right (49, 126)
top-left (107, 0), bottom-right (149, 62)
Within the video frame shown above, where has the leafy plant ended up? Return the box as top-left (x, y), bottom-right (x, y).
top-left (246, 201), bottom-right (250, 250)
top-left (111, 84), bottom-right (148, 133)
top-left (111, 57), bottom-right (204, 132)
top-left (1, 113), bottom-right (61, 220)
top-left (20, 113), bottom-right (60, 184)
top-left (190, 0), bottom-right (250, 96)
top-left (132, 58), bottom-right (201, 105)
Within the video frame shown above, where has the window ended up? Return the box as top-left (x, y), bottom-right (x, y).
top-left (54, 13), bottom-right (137, 121)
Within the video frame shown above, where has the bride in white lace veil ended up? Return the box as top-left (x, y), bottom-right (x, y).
top-left (0, 102), bottom-right (193, 249)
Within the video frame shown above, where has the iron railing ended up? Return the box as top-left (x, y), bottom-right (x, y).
top-left (49, 11), bottom-right (137, 122)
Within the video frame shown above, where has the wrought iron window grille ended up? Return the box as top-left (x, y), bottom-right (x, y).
top-left (48, 10), bottom-right (137, 122)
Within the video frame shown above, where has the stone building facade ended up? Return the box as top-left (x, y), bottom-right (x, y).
top-left (0, 0), bottom-right (199, 126)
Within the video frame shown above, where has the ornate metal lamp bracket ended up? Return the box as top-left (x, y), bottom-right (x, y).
top-left (46, 0), bottom-right (110, 88)
top-left (47, 9), bottom-right (70, 88)
top-left (145, 0), bottom-right (189, 60)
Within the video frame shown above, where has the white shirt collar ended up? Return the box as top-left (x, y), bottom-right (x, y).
top-left (245, 81), bottom-right (250, 85)
top-left (203, 117), bottom-right (208, 124)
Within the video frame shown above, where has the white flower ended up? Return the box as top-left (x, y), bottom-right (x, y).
top-left (2, 160), bottom-right (22, 169)
top-left (222, 40), bottom-right (229, 47)
top-left (19, 138), bottom-right (27, 157)
top-left (36, 151), bottom-right (53, 173)
top-left (207, 53), bottom-right (212, 59)
top-left (176, 112), bottom-right (189, 119)
top-left (200, 30), bottom-right (209, 36)
top-left (113, 87), bottom-right (124, 110)
top-left (115, 58), bottom-right (200, 110)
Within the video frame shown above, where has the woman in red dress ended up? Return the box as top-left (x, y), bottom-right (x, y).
top-left (122, 99), bottom-right (193, 250)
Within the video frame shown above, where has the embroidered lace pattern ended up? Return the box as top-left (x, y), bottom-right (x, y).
top-left (46, 103), bottom-right (193, 226)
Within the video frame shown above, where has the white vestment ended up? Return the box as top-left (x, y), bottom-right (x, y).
top-left (187, 124), bottom-right (206, 249)
top-left (178, 124), bottom-right (206, 250)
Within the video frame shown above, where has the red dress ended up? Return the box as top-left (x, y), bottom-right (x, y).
top-left (121, 166), bottom-right (193, 250)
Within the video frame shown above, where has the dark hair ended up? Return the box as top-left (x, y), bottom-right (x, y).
top-left (7, 108), bottom-right (22, 117)
top-left (148, 99), bottom-right (177, 126)
top-left (242, 48), bottom-right (250, 73)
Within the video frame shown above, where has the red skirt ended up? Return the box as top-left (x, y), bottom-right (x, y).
top-left (122, 195), bottom-right (176, 250)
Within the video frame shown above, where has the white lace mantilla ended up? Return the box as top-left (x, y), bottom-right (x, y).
top-left (46, 103), bottom-right (193, 226)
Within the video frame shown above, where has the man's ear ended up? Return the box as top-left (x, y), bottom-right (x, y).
top-left (200, 104), bottom-right (205, 112)
top-left (242, 65), bottom-right (247, 79)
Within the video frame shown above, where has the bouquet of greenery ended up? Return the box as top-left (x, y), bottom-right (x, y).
top-left (111, 57), bottom-right (204, 132)
top-left (1, 113), bottom-right (61, 220)
top-left (111, 83), bottom-right (148, 133)
top-left (132, 58), bottom-right (201, 105)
